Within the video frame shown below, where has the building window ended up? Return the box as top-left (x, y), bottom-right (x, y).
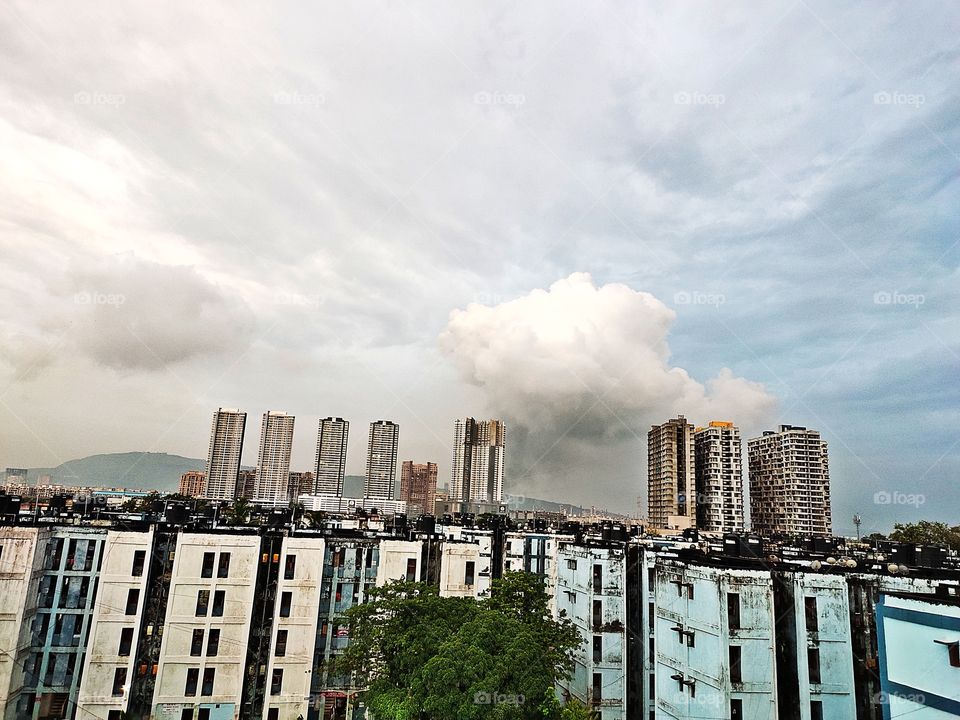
top-left (118, 627), bottom-right (134, 656)
top-left (196, 590), bottom-right (210, 617)
top-left (206, 629), bottom-right (220, 657)
top-left (279, 591), bottom-right (292, 617)
top-left (729, 645), bottom-right (742, 683)
top-left (731, 699), bottom-right (743, 718)
top-left (567, 559), bottom-right (577, 570)
top-left (185, 668), bottom-right (199, 696)
top-left (727, 593), bottom-right (741, 630)
top-left (131, 550), bottom-right (146, 577)
top-left (180, 710), bottom-right (194, 720)
top-left (267, 710), bottom-right (279, 720)
top-left (808, 648), bottom-right (821, 684)
top-left (804, 597), bottom-right (819, 633)
top-left (201, 667), bottom-right (215, 696)
top-left (270, 668), bottom-right (283, 695)
top-left (464, 561), bottom-right (475, 586)
top-left (810, 701), bottom-right (823, 720)
top-left (593, 636), bottom-right (602, 663)
top-left (125, 589), bottom-right (140, 615)
top-left (593, 564), bottom-right (603, 590)
top-left (217, 553), bottom-right (231, 578)
top-left (201, 552), bottom-right (215, 578)
top-left (405, 558), bottom-right (417, 582)
top-left (592, 600), bottom-right (602, 629)
top-left (111, 667), bottom-right (127, 696)
top-left (284, 555), bottom-right (296, 580)
top-left (211, 590), bottom-right (225, 617)
top-left (592, 672), bottom-right (602, 703)
top-left (687, 583), bottom-right (694, 600)
top-left (275, 629), bottom-right (288, 657)
top-left (190, 629), bottom-right (204, 657)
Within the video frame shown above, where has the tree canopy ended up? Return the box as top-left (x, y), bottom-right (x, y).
top-left (889, 520), bottom-right (960, 551)
top-left (338, 572), bottom-right (586, 720)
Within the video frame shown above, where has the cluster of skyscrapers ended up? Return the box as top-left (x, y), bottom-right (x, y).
top-left (647, 416), bottom-right (832, 535)
top-left (200, 408), bottom-right (506, 511)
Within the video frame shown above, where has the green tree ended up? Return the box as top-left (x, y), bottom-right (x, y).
top-left (559, 698), bottom-right (598, 720)
top-left (889, 521), bottom-right (960, 551)
top-left (339, 573), bottom-right (582, 720)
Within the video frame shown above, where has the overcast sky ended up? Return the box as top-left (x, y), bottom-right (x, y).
top-left (1, 1), bottom-right (957, 533)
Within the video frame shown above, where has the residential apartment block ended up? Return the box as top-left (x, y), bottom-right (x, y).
top-left (693, 421), bottom-right (744, 533)
top-left (749, 425), bottom-right (832, 536)
top-left (0, 512), bottom-right (955, 720)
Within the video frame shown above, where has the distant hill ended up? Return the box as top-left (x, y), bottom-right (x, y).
top-left (26, 452), bottom-right (207, 491)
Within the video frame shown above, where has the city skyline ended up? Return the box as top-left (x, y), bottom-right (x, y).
top-left (1, 4), bottom-right (957, 538)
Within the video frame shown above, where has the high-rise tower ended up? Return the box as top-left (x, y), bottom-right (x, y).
top-left (314, 417), bottom-right (349, 495)
top-left (694, 421), bottom-right (744, 533)
top-left (203, 408), bottom-right (247, 501)
top-left (647, 415), bottom-right (696, 530)
top-left (364, 420), bottom-right (399, 499)
top-left (450, 418), bottom-right (506, 506)
top-left (748, 425), bottom-right (831, 536)
top-left (253, 411), bottom-right (296, 505)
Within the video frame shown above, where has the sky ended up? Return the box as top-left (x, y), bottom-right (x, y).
top-left (0, 1), bottom-right (957, 535)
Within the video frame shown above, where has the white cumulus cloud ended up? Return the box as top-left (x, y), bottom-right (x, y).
top-left (440, 273), bottom-right (777, 506)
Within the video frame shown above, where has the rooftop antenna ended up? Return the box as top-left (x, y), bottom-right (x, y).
top-left (853, 514), bottom-right (862, 541)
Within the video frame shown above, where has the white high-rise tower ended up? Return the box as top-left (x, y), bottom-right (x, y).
top-left (314, 417), bottom-right (349, 496)
top-left (253, 411), bottom-right (296, 505)
top-left (694, 421), bottom-right (744, 533)
top-left (450, 418), bottom-right (506, 506)
top-left (748, 425), bottom-right (832, 536)
top-left (364, 420), bottom-right (399, 499)
top-left (203, 408), bottom-right (247, 501)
